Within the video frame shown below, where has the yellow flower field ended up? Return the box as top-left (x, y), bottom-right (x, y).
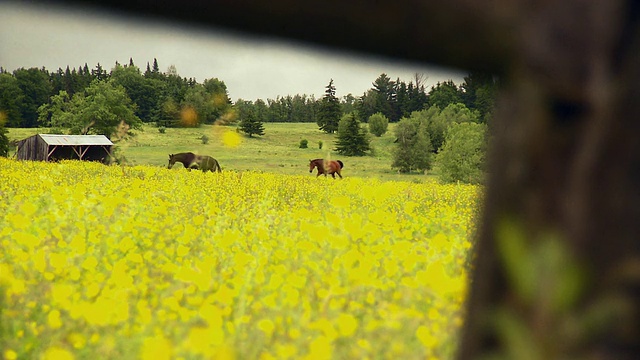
top-left (0, 158), bottom-right (480, 359)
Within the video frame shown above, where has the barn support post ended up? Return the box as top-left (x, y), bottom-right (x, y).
top-left (46, 145), bottom-right (58, 161)
top-left (101, 145), bottom-right (113, 162)
top-left (71, 145), bottom-right (90, 160)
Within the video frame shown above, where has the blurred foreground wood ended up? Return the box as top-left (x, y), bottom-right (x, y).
top-left (60, 0), bottom-right (640, 357)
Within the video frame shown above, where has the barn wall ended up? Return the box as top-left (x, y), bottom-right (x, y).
top-left (16, 135), bottom-right (48, 161)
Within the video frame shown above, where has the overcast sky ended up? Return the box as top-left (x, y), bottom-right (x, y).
top-left (0, 1), bottom-right (465, 102)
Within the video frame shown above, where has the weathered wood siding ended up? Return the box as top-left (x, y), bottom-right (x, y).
top-left (16, 135), bottom-right (49, 161)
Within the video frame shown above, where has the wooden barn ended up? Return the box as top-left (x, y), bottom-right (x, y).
top-left (16, 134), bottom-right (114, 163)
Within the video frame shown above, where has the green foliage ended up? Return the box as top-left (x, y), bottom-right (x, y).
top-left (158, 126), bottom-right (166, 134)
top-left (368, 112), bottom-right (389, 137)
top-left (110, 64), bottom-right (166, 123)
top-left (427, 80), bottom-right (463, 110)
top-left (371, 73), bottom-right (396, 121)
top-left (157, 97), bottom-right (181, 127)
top-left (238, 104), bottom-right (265, 137)
top-left (318, 140), bottom-right (323, 149)
top-left (316, 79), bottom-right (341, 133)
top-left (428, 103), bottom-right (479, 153)
top-left (299, 139), bottom-right (308, 148)
top-left (391, 115), bottom-right (432, 173)
top-left (436, 122), bottom-right (487, 184)
top-left (0, 73), bottom-right (24, 127)
top-left (13, 68), bottom-right (52, 128)
top-left (37, 80), bottom-right (142, 139)
top-left (201, 134), bottom-right (209, 144)
top-left (0, 123), bottom-right (9, 157)
top-left (335, 113), bottom-right (371, 156)
top-left (460, 70), bottom-right (498, 122)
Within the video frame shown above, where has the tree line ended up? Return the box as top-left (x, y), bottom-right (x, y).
top-left (0, 58), bottom-right (231, 130)
top-left (0, 59), bottom-right (496, 130)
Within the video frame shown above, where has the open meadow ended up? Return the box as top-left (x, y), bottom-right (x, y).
top-left (1, 124), bottom-right (480, 359)
top-left (6, 123), bottom-right (436, 182)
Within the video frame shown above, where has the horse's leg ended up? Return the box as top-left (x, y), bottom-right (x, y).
top-left (337, 171), bottom-right (343, 179)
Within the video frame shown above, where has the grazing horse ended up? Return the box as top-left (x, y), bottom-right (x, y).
top-left (168, 152), bottom-right (222, 173)
top-left (309, 158), bottom-right (344, 178)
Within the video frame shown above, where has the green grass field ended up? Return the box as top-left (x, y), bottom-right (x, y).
top-left (7, 123), bottom-right (437, 182)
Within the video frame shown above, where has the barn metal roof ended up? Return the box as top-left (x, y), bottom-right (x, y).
top-left (38, 134), bottom-right (113, 146)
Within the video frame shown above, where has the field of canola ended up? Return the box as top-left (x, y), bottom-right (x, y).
top-left (0, 158), bottom-right (480, 360)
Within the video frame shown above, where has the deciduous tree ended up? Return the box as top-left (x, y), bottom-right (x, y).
top-left (436, 122), bottom-right (487, 184)
top-left (37, 80), bottom-right (142, 139)
top-left (368, 112), bottom-right (389, 137)
top-left (392, 115), bottom-right (432, 172)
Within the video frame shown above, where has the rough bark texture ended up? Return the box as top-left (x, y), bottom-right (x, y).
top-left (54, 0), bottom-right (640, 357)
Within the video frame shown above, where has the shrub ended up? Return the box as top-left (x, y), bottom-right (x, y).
top-left (201, 134), bottom-right (209, 144)
top-left (368, 112), bottom-right (389, 137)
top-left (318, 140), bottom-right (323, 149)
top-left (299, 139), bottom-right (308, 149)
top-left (158, 126), bottom-right (166, 134)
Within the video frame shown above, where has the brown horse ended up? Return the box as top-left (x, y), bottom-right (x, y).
top-left (309, 158), bottom-right (344, 178)
top-left (168, 152), bottom-right (222, 173)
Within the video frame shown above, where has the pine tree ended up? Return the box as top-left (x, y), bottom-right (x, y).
top-left (316, 79), bottom-right (341, 133)
top-left (335, 113), bottom-right (370, 156)
top-left (239, 105), bottom-right (265, 137)
top-left (372, 73), bottom-right (397, 121)
top-left (152, 58), bottom-right (160, 75)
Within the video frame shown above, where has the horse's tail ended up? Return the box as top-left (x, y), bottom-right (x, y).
top-left (337, 160), bottom-right (344, 169)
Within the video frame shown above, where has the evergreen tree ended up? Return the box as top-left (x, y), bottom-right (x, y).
top-left (238, 102), bottom-right (265, 137)
top-left (92, 63), bottom-right (108, 81)
top-left (13, 67), bottom-right (52, 127)
top-left (427, 80), bottom-right (463, 109)
top-left (316, 79), bottom-right (341, 133)
top-left (461, 70), bottom-right (498, 123)
top-left (254, 99), bottom-right (269, 124)
top-left (0, 73), bottom-right (25, 127)
top-left (335, 112), bottom-right (370, 156)
top-left (144, 62), bottom-right (152, 77)
top-left (111, 64), bottom-right (166, 123)
top-left (152, 58), bottom-right (160, 75)
top-left (371, 73), bottom-right (397, 121)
